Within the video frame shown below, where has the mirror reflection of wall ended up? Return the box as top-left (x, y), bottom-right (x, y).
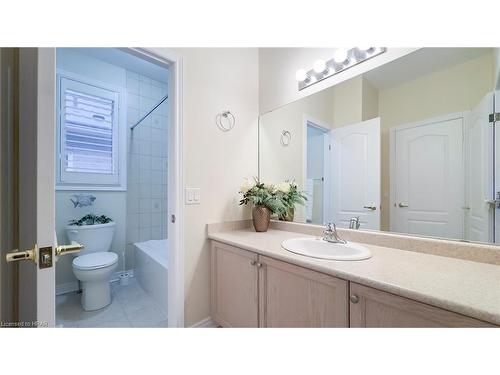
top-left (259, 47), bottom-right (500, 245)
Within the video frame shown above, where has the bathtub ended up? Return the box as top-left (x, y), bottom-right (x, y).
top-left (134, 239), bottom-right (168, 315)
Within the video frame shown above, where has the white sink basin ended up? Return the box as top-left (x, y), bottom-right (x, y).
top-left (281, 237), bottom-right (372, 261)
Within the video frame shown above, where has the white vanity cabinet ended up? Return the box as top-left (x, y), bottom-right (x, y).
top-left (211, 241), bottom-right (495, 328)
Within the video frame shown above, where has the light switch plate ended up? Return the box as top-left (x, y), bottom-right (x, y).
top-left (185, 188), bottom-right (201, 205)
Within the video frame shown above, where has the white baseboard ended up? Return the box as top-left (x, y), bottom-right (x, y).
top-left (56, 269), bottom-right (135, 296)
top-left (190, 317), bottom-right (218, 328)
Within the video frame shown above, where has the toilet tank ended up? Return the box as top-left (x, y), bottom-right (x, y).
top-left (65, 222), bottom-right (115, 255)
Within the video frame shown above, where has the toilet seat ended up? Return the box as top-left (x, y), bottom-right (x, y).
top-left (73, 252), bottom-right (118, 271)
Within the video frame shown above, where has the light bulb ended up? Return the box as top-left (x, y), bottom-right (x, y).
top-left (313, 59), bottom-right (327, 74)
top-left (295, 68), bottom-right (308, 82)
top-left (333, 48), bottom-right (349, 64)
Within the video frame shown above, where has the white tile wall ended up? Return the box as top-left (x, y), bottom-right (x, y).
top-left (126, 72), bottom-right (169, 269)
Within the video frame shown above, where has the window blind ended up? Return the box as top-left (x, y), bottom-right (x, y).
top-left (63, 88), bottom-right (115, 174)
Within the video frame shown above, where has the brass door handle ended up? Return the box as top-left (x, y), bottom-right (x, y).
top-left (363, 205), bottom-right (377, 211)
top-left (5, 245), bottom-right (37, 263)
top-left (56, 243), bottom-right (84, 256)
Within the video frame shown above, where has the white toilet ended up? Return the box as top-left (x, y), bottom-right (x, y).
top-left (66, 221), bottom-right (118, 311)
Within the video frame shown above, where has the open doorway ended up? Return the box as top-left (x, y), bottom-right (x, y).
top-left (54, 48), bottom-right (180, 328)
top-left (304, 117), bottom-right (331, 225)
top-left (0, 48), bottom-right (184, 328)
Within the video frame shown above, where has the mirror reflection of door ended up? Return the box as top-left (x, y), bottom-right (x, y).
top-left (331, 118), bottom-right (381, 230)
top-left (305, 119), bottom-right (330, 225)
top-left (466, 93), bottom-right (494, 243)
top-left (390, 114), bottom-right (465, 240)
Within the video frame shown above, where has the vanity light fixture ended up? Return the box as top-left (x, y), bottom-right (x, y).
top-left (297, 47), bottom-right (387, 90)
top-left (333, 48), bottom-right (349, 64)
top-left (295, 68), bottom-right (309, 82)
top-left (313, 59), bottom-right (327, 74)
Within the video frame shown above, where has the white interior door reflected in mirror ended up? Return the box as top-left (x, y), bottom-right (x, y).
top-left (390, 114), bottom-right (465, 240)
top-left (466, 93), bottom-right (494, 243)
top-left (330, 117), bottom-right (381, 230)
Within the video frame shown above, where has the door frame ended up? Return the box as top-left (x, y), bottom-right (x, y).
top-left (389, 112), bottom-right (467, 234)
top-left (302, 114), bottom-right (331, 224)
top-left (35, 47), bottom-right (185, 327)
top-left (125, 48), bottom-right (185, 327)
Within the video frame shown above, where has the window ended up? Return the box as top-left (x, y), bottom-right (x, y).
top-left (57, 74), bottom-right (126, 190)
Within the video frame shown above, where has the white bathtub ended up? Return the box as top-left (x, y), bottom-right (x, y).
top-left (134, 239), bottom-right (168, 315)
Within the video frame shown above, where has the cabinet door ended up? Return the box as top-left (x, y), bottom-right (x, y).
top-left (258, 256), bottom-right (349, 327)
top-left (211, 241), bottom-right (259, 327)
top-left (349, 283), bottom-right (494, 328)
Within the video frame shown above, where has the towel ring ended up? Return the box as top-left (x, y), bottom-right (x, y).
top-left (216, 110), bottom-right (235, 132)
top-left (280, 130), bottom-right (292, 146)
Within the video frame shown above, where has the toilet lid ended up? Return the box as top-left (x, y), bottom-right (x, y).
top-left (73, 252), bottom-right (118, 270)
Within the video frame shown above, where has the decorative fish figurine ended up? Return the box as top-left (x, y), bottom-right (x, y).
top-left (70, 194), bottom-right (96, 208)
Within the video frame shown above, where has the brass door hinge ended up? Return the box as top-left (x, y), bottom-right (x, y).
top-left (489, 113), bottom-right (500, 123)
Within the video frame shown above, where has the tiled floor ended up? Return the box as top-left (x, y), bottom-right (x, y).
top-left (56, 278), bottom-right (168, 328)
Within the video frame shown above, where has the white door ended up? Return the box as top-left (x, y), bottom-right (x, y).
top-left (1, 49), bottom-right (57, 327)
top-left (391, 114), bottom-right (464, 240)
top-left (331, 117), bottom-right (380, 230)
top-left (466, 93), bottom-right (494, 243)
top-left (495, 90), bottom-right (500, 244)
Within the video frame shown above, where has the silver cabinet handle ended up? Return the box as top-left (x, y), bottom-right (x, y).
top-left (350, 295), bottom-right (359, 304)
top-left (398, 202), bottom-right (408, 208)
top-left (363, 205), bottom-right (377, 211)
top-left (256, 262), bottom-right (263, 268)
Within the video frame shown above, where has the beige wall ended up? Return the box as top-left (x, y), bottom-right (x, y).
top-left (258, 48), bottom-right (418, 114)
top-left (332, 76), bottom-right (363, 127)
top-left (495, 48), bottom-right (500, 89)
top-left (175, 48), bottom-right (259, 326)
top-left (259, 76), bottom-right (372, 222)
top-left (378, 52), bottom-right (495, 230)
top-left (362, 78), bottom-right (379, 120)
top-left (259, 85), bottom-right (334, 222)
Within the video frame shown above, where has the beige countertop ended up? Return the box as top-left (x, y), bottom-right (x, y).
top-left (208, 227), bottom-right (500, 325)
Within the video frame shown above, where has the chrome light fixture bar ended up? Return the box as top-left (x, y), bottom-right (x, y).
top-left (296, 47), bottom-right (387, 90)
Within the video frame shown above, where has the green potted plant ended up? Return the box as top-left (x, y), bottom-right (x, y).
top-left (275, 180), bottom-right (307, 222)
top-left (239, 178), bottom-right (286, 232)
top-left (68, 214), bottom-right (113, 226)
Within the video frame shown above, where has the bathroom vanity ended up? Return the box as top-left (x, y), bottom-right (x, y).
top-left (208, 222), bottom-right (500, 328)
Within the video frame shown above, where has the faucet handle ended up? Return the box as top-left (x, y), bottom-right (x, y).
top-left (325, 222), bottom-right (337, 232)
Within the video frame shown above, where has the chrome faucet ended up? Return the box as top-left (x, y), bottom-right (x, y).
top-left (349, 217), bottom-right (360, 230)
top-left (323, 223), bottom-right (347, 244)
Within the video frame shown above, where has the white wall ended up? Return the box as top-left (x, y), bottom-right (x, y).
top-left (173, 48), bottom-right (259, 326)
top-left (258, 48), bottom-right (418, 114)
top-left (125, 71), bottom-right (169, 271)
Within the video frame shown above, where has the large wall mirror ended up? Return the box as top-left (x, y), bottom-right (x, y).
top-left (259, 48), bottom-right (500, 245)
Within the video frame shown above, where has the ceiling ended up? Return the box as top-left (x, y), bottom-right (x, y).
top-left (65, 48), bottom-right (169, 83)
top-left (364, 48), bottom-right (493, 90)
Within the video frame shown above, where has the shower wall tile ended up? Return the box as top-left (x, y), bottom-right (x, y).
top-left (126, 69), bottom-right (169, 271)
